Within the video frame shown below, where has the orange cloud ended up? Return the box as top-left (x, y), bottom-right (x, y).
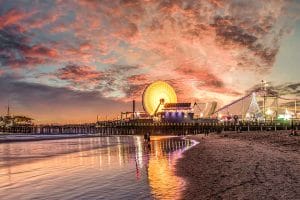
top-left (0, 9), bottom-right (32, 28)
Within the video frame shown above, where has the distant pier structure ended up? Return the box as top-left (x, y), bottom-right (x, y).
top-left (1, 119), bottom-right (300, 135)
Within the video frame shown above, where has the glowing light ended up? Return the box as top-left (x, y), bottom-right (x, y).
top-left (266, 108), bottom-right (273, 116)
top-left (278, 109), bottom-right (293, 120)
top-left (142, 81), bottom-right (177, 115)
top-left (218, 113), bottom-right (223, 119)
top-left (245, 113), bottom-right (250, 118)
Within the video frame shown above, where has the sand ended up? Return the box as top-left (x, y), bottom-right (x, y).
top-left (0, 134), bottom-right (102, 143)
top-left (177, 131), bottom-right (300, 200)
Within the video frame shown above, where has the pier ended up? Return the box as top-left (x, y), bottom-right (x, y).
top-left (1, 120), bottom-right (300, 135)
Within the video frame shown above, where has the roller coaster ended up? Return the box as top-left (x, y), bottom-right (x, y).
top-left (213, 82), bottom-right (299, 121)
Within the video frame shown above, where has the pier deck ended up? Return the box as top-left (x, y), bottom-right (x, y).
top-left (1, 120), bottom-right (300, 135)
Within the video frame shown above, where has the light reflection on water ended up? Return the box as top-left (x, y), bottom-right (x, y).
top-left (0, 136), bottom-right (195, 200)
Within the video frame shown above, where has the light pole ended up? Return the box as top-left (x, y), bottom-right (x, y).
top-left (261, 80), bottom-right (267, 121)
top-left (295, 100), bottom-right (297, 119)
top-left (291, 116), bottom-right (295, 135)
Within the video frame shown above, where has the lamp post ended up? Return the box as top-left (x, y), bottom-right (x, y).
top-left (295, 99), bottom-right (297, 119)
top-left (261, 80), bottom-right (268, 121)
top-left (291, 116), bottom-right (295, 135)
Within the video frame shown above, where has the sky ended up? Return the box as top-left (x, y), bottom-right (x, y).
top-left (0, 0), bottom-right (300, 124)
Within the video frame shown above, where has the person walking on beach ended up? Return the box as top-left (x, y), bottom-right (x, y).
top-left (147, 132), bottom-right (151, 149)
top-left (147, 132), bottom-right (151, 142)
top-left (204, 129), bottom-right (208, 136)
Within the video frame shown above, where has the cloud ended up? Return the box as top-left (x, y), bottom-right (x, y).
top-left (246, 81), bottom-right (300, 98)
top-left (0, 25), bottom-right (58, 68)
top-left (97, 65), bottom-right (146, 100)
top-left (271, 82), bottom-right (300, 97)
top-left (0, 8), bottom-right (32, 29)
top-left (55, 64), bottom-right (103, 90)
top-left (54, 64), bottom-right (148, 100)
top-left (0, 75), bottom-right (132, 123)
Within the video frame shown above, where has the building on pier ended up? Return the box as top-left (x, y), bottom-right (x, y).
top-left (0, 104), bottom-right (34, 127)
top-left (159, 103), bottom-right (194, 122)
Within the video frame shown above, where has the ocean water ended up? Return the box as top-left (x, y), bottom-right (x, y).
top-left (0, 136), bottom-right (195, 200)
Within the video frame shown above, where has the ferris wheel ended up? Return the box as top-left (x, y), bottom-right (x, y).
top-left (142, 81), bottom-right (177, 116)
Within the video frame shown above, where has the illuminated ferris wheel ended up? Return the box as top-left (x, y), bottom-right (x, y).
top-left (142, 81), bottom-right (177, 116)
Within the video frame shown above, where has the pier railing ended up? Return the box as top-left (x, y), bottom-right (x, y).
top-left (0, 120), bottom-right (299, 135)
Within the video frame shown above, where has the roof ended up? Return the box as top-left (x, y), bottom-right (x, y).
top-left (163, 103), bottom-right (191, 109)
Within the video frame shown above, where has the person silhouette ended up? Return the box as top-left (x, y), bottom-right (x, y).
top-left (147, 132), bottom-right (151, 143)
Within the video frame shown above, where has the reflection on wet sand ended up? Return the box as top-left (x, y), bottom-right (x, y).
top-left (0, 136), bottom-right (194, 200)
top-left (147, 137), bottom-right (193, 199)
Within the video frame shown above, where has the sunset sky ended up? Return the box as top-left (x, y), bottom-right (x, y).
top-left (0, 0), bottom-right (300, 124)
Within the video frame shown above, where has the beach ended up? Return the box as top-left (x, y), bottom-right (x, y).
top-left (0, 134), bottom-right (102, 143)
top-left (177, 131), bottom-right (300, 199)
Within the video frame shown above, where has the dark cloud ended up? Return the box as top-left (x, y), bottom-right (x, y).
top-left (97, 65), bottom-right (146, 99)
top-left (125, 74), bottom-right (150, 100)
top-left (212, 14), bottom-right (281, 69)
top-left (214, 16), bottom-right (258, 46)
top-left (272, 83), bottom-right (300, 97)
top-left (246, 82), bottom-right (300, 97)
top-left (0, 25), bottom-right (57, 68)
top-left (286, 83), bottom-right (300, 91)
top-left (55, 64), bottom-right (103, 89)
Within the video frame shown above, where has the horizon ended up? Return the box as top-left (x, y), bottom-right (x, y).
top-left (1, 0), bottom-right (300, 124)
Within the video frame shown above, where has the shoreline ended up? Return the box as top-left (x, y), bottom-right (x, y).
top-left (0, 134), bottom-right (114, 143)
top-left (176, 131), bottom-right (300, 199)
top-left (0, 133), bottom-right (182, 143)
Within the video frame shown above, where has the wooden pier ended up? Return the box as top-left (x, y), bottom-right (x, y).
top-left (1, 120), bottom-right (300, 135)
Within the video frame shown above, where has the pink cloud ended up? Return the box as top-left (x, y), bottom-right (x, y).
top-left (2, 0), bottom-right (298, 110)
top-left (0, 9), bottom-right (32, 28)
top-left (24, 45), bottom-right (58, 58)
top-left (101, 57), bottom-right (118, 64)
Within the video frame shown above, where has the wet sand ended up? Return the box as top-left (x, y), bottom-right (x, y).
top-left (177, 131), bottom-right (300, 199)
top-left (0, 136), bottom-right (192, 200)
top-left (0, 134), bottom-right (102, 143)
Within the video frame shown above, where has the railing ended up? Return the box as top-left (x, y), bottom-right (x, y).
top-left (0, 120), bottom-right (299, 135)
